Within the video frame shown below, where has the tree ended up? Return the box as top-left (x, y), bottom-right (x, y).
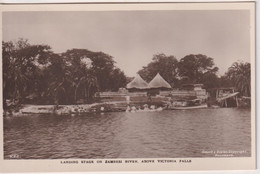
top-left (2, 39), bottom-right (53, 104)
top-left (218, 75), bottom-right (233, 88)
top-left (3, 39), bottom-right (128, 106)
top-left (74, 74), bottom-right (98, 103)
top-left (44, 53), bottom-right (73, 104)
top-left (3, 41), bottom-right (16, 107)
top-left (108, 68), bottom-right (127, 91)
top-left (62, 49), bottom-right (126, 92)
top-left (178, 54), bottom-right (219, 88)
top-left (225, 62), bottom-right (251, 97)
top-left (138, 53), bottom-right (178, 86)
top-left (200, 72), bottom-right (220, 89)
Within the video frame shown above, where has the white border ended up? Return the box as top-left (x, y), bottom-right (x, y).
top-left (0, 1), bottom-right (257, 173)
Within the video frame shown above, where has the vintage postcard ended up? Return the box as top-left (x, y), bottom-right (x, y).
top-left (0, 2), bottom-right (256, 172)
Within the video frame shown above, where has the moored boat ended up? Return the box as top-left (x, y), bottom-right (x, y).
top-left (168, 104), bottom-right (208, 110)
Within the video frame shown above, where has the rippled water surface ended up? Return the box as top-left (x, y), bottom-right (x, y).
top-left (4, 108), bottom-right (251, 159)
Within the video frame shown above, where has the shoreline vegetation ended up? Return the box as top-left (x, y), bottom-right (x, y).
top-left (3, 39), bottom-right (251, 116)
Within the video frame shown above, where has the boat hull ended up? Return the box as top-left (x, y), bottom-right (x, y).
top-left (168, 104), bottom-right (208, 110)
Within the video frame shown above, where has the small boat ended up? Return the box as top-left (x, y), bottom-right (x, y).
top-left (168, 104), bottom-right (208, 110)
top-left (126, 106), bottom-right (164, 113)
top-left (210, 105), bottom-right (220, 109)
top-left (136, 107), bottom-right (164, 112)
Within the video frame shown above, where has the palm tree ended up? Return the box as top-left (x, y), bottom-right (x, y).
top-left (3, 43), bottom-right (30, 103)
top-left (74, 74), bottom-right (98, 103)
top-left (12, 65), bottom-right (29, 102)
top-left (226, 62), bottom-right (251, 97)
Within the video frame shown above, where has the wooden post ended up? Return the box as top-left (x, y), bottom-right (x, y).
top-left (225, 99), bottom-right (227, 107)
top-left (236, 96), bottom-right (239, 107)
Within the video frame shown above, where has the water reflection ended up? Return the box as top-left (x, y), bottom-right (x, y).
top-left (4, 108), bottom-right (251, 159)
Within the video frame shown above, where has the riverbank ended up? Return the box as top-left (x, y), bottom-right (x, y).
top-left (4, 95), bottom-right (248, 117)
top-left (4, 100), bottom-right (168, 117)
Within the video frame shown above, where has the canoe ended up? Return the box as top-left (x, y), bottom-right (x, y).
top-left (126, 107), bottom-right (164, 113)
top-left (168, 104), bottom-right (208, 110)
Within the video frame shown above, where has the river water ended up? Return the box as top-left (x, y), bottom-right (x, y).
top-left (4, 108), bottom-right (251, 159)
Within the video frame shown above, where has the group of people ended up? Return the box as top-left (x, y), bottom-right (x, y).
top-left (125, 104), bottom-right (163, 113)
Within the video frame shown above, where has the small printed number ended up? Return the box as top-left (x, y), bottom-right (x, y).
top-left (9, 154), bottom-right (20, 159)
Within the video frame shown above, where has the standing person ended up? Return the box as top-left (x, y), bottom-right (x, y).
top-left (125, 95), bottom-right (130, 105)
top-left (53, 98), bottom-right (59, 114)
top-left (147, 92), bottom-right (152, 102)
top-left (206, 92), bottom-right (211, 107)
top-left (125, 95), bottom-right (131, 112)
top-left (169, 92), bottom-right (173, 104)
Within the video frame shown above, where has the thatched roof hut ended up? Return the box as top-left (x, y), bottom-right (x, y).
top-left (126, 74), bottom-right (149, 89)
top-left (148, 73), bottom-right (171, 89)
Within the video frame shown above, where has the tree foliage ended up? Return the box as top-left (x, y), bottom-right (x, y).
top-left (178, 54), bottom-right (219, 86)
top-left (225, 62), bottom-right (251, 97)
top-left (3, 39), bottom-right (251, 107)
top-left (138, 54), bottom-right (220, 89)
top-left (3, 39), bottom-right (53, 104)
top-left (3, 39), bottom-right (127, 105)
top-left (138, 54), bottom-right (178, 86)
top-left (62, 49), bottom-right (127, 92)
top-left (138, 54), bottom-right (251, 95)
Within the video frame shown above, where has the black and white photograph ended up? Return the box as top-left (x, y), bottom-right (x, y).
top-left (0, 2), bottom-right (256, 172)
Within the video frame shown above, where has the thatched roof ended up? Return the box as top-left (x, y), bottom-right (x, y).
top-left (148, 73), bottom-right (171, 89)
top-left (126, 74), bottom-right (149, 89)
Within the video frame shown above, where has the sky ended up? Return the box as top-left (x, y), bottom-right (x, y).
top-left (3, 10), bottom-right (250, 77)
